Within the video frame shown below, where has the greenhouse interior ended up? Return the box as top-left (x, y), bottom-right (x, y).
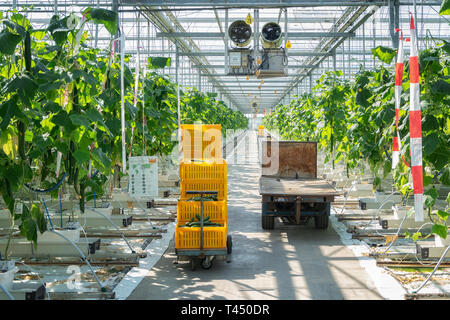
top-left (0, 0), bottom-right (449, 305)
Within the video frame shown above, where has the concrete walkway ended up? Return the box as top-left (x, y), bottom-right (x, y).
top-left (128, 130), bottom-right (383, 300)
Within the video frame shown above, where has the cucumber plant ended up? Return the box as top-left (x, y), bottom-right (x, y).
top-left (263, 38), bottom-right (449, 241)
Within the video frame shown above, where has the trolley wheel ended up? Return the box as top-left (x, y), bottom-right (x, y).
top-left (201, 257), bottom-right (213, 270)
top-left (190, 258), bottom-right (197, 271)
top-left (227, 235), bottom-right (233, 254)
top-left (262, 215), bottom-right (274, 230)
top-left (314, 215), bottom-right (329, 229)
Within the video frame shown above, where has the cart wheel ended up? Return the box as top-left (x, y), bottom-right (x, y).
top-left (190, 258), bottom-right (197, 271)
top-left (201, 257), bottom-right (213, 270)
top-left (227, 235), bottom-right (233, 254)
top-left (262, 215), bottom-right (274, 230)
top-left (314, 215), bottom-right (329, 229)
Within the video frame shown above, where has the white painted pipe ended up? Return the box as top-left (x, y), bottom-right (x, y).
top-left (0, 283), bottom-right (14, 300)
top-left (120, 33), bottom-right (127, 174)
top-left (88, 208), bottom-right (135, 253)
top-left (414, 245), bottom-right (450, 294)
top-left (49, 230), bottom-right (105, 291)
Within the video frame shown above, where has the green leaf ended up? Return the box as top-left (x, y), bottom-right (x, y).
top-left (91, 148), bottom-right (111, 171)
top-left (43, 101), bottom-right (61, 113)
top-left (425, 187), bottom-right (438, 200)
top-left (423, 175), bottom-right (433, 187)
top-left (422, 115), bottom-right (439, 132)
top-left (19, 216), bottom-right (38, 246)
top-left (147, 57), bottom-right (171, 69)
top-left (72, 69), bottom-right (96, 85)
top-left (69, 114), bottom-right (91, 128)
top-left (99, 88), bottom-right (120, 106)
top-left (355, 88), bottom-right (371, 107)
top-left (436, 210), bottom-right (449, 222)
top-left (411, 232), bottom-right (422, 242)
top-left (85, 108), bottom-right (103, 123)
top-left (423, 133), bottom-right (440, 156)
top-left (0, 98), bottom-right (17, 130)
top-left (51, 111), bottom-right (70, 127)
top-left (31, 204), bottom-right (47, 234)
top-left (440, 40), bottom-right (450, 55)
top-left (424, 187), bottom-right (438, 208)
top-left (21, 203), bottom-right (30, 219)
top-left (431, 223), bottom-right (448, 239)
top-left (5, 75), bottom-right (38, 105)
top-left (440, 167), bottom-right (450, 186)
top-left (73, 149), bottom-right (90, 165)
top-left (47, 15), bottom-right (70, 46)
top-left (371, 46), bottom-right (397, 64)
top-left (0, 27), bottom-right (24, 55)
top-left (105, 118), bottom-right (121, 136)
top-left (83, 7), bottom-right (118, 35)
top-left (430, 79), bottom-right (450, 95)
top-left (440, 0), bottom-right (450, 15)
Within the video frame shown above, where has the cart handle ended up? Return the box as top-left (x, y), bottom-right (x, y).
top-left (185, 191), bottom-right (218, 195)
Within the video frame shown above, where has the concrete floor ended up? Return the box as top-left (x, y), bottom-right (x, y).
top-left (128, 131), bottom-right (383, 300)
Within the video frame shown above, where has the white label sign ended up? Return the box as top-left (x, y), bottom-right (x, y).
top-left (229, 52), bottom-right (242, 67)
top-left (128, 156), bottom-right (158, 198)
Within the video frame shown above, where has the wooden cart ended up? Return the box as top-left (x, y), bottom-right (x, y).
top-left (259, 140), bottom-right (340, 229)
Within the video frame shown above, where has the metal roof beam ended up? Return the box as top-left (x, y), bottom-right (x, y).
top-left (179, 51), bottom-right (329, 57)
top-left (156, 32), bottom-right (355, 38)
top-left (122, 1), bottom-right (388, 8)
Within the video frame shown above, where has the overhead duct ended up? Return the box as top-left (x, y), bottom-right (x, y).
top-left (260, 22), bottom-right (283, 49)
top-left (228, 20), bottom-right (252, 48)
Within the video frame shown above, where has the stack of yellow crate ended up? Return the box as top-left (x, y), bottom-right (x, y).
top-left (175, 124), bottom-right (228, 250)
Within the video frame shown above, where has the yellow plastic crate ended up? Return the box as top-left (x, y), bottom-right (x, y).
top-left (180, 124), bottom-right (222, 161)
top-left (180, 180), bottom-right (227, 201)
top-left (177, 200), bottom-right (227, 223)
top-left (179, 160), bottom-right (227, 182)
top-left (175, 222), bottom-right (227, 249)
top-left (258, 125), bottom-right (265, 136)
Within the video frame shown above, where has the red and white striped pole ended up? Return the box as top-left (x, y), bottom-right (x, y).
top-left (409, 13), bottom-right (424, 222)
top-left (392, 29), bottom-right (406, 169)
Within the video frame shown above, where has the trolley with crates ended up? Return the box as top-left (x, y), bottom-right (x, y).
top-left (175, 124), bottom-right (232, 270)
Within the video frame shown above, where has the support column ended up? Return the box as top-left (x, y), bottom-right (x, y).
top-left (388, 0), bottom-right (399, 49)
top-left (309, 73), bottom-right (312, 93)
top-left (94, 0), bottom-right (100, 47)
top-left (176, 45), bottom-right (181, 142)
top-left (372, 16), bottom-right (376, 68)
top-left (332, 49), bottom-right (336, 72)
top-left (225, 9), bottom-right (229, 75)
top-left (284, 9), bottom-right (289, 61)
top-left (362, 23), bottom-right (366, 69)
top-left (341, 42), bottom-right (345, 78)
top-left (254, 9), bottom-right (259, 64)
top-left (112, 0), bottom-right (120, 53)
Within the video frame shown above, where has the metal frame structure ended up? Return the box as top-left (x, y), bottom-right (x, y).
top-left (1, 0), bottom-right (449, 114)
